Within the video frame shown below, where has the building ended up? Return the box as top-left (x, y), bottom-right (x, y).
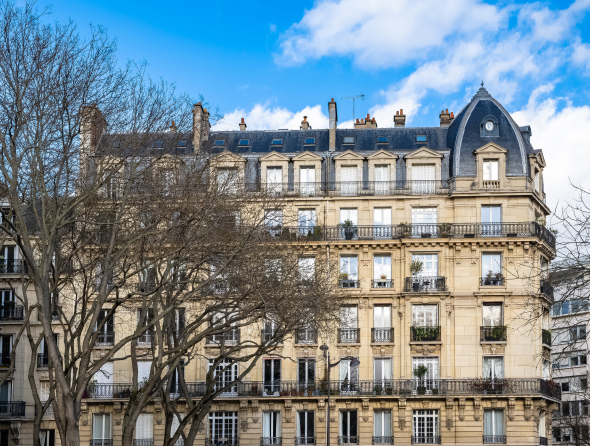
top-left (0, 85), bottom-right (559, 446)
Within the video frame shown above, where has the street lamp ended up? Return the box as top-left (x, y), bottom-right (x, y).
top-left (320, 344), bottom-right (360, 446)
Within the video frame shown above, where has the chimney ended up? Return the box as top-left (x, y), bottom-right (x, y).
top-left (439, 109), bottom-right (451, 127)
top-left (192, 102), bottom-right (210, 151)
top-left (170, 120), bottom-right (177, 132)
top-left (80, 104), bottom-right (107, 153)
top-left (354, 113), bottom-right (377, 129)
top-left (394, 109), bottom-right (406, 127)
top-left (239, 117), bottom-right (247, 131)
top-left (329, 98), bottom-right (338, 151)
top-left (449, 111), bottom-right (455, 125)
top-left (300, 116), bottom-right (311, 130)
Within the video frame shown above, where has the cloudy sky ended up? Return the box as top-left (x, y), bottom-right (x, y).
top-left (46, 0), bottom-right (590, 211)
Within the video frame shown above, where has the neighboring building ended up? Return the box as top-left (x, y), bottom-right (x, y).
top-left (1, 85), bottom-right (559, 446)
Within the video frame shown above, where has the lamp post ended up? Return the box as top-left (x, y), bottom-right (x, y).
top-left (320, 344), bottom-right (360, 446)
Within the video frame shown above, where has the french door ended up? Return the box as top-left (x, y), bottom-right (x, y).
top-left (374, 165), bottom-right (390, 195)
top-left (297, 411), bottom-right (315, 444)
top-left (208, 359), bottom-right (238, 396)
top-left (264, 359), bottom-right (281, 396)
top-left (413, 410), bottom-right (439, 443)
top-left (374, 208), bottom-right (391, 239)
top-left (341, 167), bottom-right (358, 196)
top-left (208, 412), bottom-right (238, 444)
top-left (412, 165), bottom-right (435, 194)
top-left (300, 167), bottom-right (316, 196)
top-left (412, 357), bottom-right (439, 391)
top-left (262, 412), bottom-right (281, 444)
top-left (267, 167), bottom-right (283, 195)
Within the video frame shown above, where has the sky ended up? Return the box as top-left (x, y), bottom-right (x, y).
top-left (40, 0), bottom-right (590, 212)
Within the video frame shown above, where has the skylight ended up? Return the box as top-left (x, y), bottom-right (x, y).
top-left (343, 136), bottom-right (355, 144)
top-left (238, 139), bottom-right (250, 146)
top-left (305, 137), bottom-right (315, 144)
top-left (214, 140), bottom-right (225, 146)
top-left (416, 135), bottom-right (427, 142)
top-left (272, 139), bottom-right (283, 145)
top-left (377, 136), bottom-right (388, 143)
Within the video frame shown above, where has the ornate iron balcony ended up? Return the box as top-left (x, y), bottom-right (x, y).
top-left (411, 326), bottom-right (441, 342)
top-left (372, 328), bottom-right (394, 343)
top-left (411, 436), bottom-right (441, 444)
top-left (207, 329), bottom-right (240, 345)
top-left (133, 441), bottom-right (154, 446)
top-left (85, 383), bottom-right (132, 399)
top-left (0, 401), bottom-right (25, 417)
top-left (0, 259), bottom-right (27, 274)
top-left (483, 436), bottom-right (507, 444)
top-left (373, 437), bottom-right (394, 445)
top-left (480, 277), bottom-right (505, 286)
top-left (0, 305), bottom-right (24, 320)
top-left (90, 441), bottom-right (113, 446)
top-left (540, 280), bottom-right (554, 301)
top-left (96, 331), bottom-right (115, 346)
top-left (205, 439), bottom-right (239, 446)
top-left (37, 353), bottom-right (49, 368)
top-left (372, 279), bottom-right (393, 288)
top-left (480, 326), bottom-right (507, 342)
top-left (404, 277), bottom-right (446, 292)
top-left (260, 438), bottom-right (282, 445)
top-left (338, 328), bottom-right (360, 343)
top-left (295, 438), bottom-right (316, 445)
top-left (340, 280), bottom-right (360, 289)
top-left (338, 436), bottom-right (359, 445)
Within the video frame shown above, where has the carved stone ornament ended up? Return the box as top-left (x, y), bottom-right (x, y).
top-left (446, 419), bottom-right (454, 430)
top-left (398, 419), bottom-right (407, 431)
top-left (458, 398), bottom-right (466, 421)
top-left (318, 400), bottom-right (325, 409)
top-left (81, 402), bottom-right (89, 426)
top-left (10, 422), bottom-right (21, 444)
top-left (240, 400), bottom-right (248, 411)
top-left (241, 420), bottom-right (249, 432)
top-left (473, 398), bottom-right (482, 421)
top-left (524, 398), bottom-right (533, 421)
top-left (284, 400), bottom-right (292, 411)
top-left (363, 416), bottom-right (370, 422)
top-left (251, 400), bottom-right (259, 410)
top-left (198, 421), bottom-right (206, 434)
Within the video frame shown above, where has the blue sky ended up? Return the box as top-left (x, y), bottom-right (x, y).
top-left (41, 0), bottom-right (590, 209)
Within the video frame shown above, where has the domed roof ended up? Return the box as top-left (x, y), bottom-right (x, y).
top-left (447, 85), bottom-right (530, 178)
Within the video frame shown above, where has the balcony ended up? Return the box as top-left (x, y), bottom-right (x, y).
top-left (411, 326), bottom-right (441, 342)
top-left (37, 353), bottom-right (49, 368)
top-left (0, 401), bottom-right (26, 417)
top-left (542, 329), bottom-right (552, 346)
top-left (0, 305), bottom-right (24, 321)
top-left (372, 279), bottom-right (393, 288)
top-left (480, 326), bottom-right (507, 342)
top-left (411, 437), bottom-right (441, 445)
top-left (295, 438), bottom-right (316, 445)
top-left (295, 329), bottom-right (317, 344)
top-left (136, 333), bottom-right (153, 346)
top-left (206, 329), bottom-right (241, 345)
top-left (96, 331), bottom-right (115, 346)
top-left (260, 438), bottom-right (282, 445)
top-left (373, 437), bottom-right (394, 445)
top-left (372, 328), bottom-right (394, 343)
top-left (539, 437), bottom-right (548, 446)
top-left (0, 259), bottom-right (27, 274)
top-left (404, 277), bottom-right (446, 293)
top-left (540, 280), bottom-right (554, 301)
top-left (338, 328), bottom-right (360, 343)
top-left (136, 282), bottom-right (156, 293)
top-left (85, 383), bottom-right (132, 399)
top-left (480, 277), bottom-right (505, 286)
top-left (133, 441), bottom-right (154, 446)
top-left (206, 440), bottom-right (239, 446)
top-left (90, 441), bottom-right (113, 446)
top-left (340, 280), bottom-right (360, 289)
top-left (483, 436), bottom-right (507, 444)
top-left (338, 437), bottom-right (359, 445)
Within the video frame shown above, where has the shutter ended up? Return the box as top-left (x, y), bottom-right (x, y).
top-left (136, 414), bottom-right (153, 439)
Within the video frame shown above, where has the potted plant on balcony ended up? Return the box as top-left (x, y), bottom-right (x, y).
top-left (438, 222), bottom-right (452, 238)
top-left (341, 219), bottom-right (356, 240)
top-left (491, 325), bottom-right (507, 341)
top-left (494, 272), bottom-right (504, 285)
top-left (484, 270), bottom-right (494, 286)
top-left (399, 222), bottom-right (412, 237)
top-left (413, 364), bottom-right (428, 395)
top-left (410, 259), bottom-right (424, 291)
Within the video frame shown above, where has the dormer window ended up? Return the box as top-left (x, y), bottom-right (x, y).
top-left (483, 160), bottom-right (499, 181)
top-left (377, 136), bottom-right (388, 143)
top-left (177, 140), bottom-right (187, 147)
top-left (238, 139), bottom-right (250, 146)
top-left (343, 136), bottom-right (355, 144)
top-left (416, 135), bottom-right (427, 143)
top-left (480, 116), bottom-right (499, 137)
top-left (272, 139), bottom-right (283, 145)
top-left (305, 137), bottom-right (315, 145)
top-left (214, 140), bottom-right (225, 146)
top-left (153, 140), bottom-right (163, 148)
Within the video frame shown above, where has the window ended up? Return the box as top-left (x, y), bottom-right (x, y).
top-left (0, 335), bottom-right (11, 366)
top-left (412, 305), bottom-right (438, 326)
top-left (339, 358), bottom-right (359, 392)
top-left (569, 325), bottom-right (587, 342)
top-left (298, 209), bottom-right (316, 234)
top-left (0, 381), bottom-right (11, 403)
top-left (483, 357), bottom-right (504, 379)
top-left (177, 140), bottom-right (187, 147)
top-left (411, 254), bottom-right (438, 277)
top-left (553, 427), bottom-right (571, 443)
top-left (570, 352), bottom-right (588, 367)
top-left (340, 306), bottom-right (358, 331)
top-left (262, 412), bottom-right (281, 443)
top-left (411, 165), bottom-right (435, 195)
top-left (169, 359), bottom-right (185, 395)
top-left (552, 299), bottom-right (590, 316)
top-left (343, 136), bottom-right (355, 144)
top-left (136, 414), bottom-right (153, 442)
top-left (411, 207), bottom-right (437, 237)
top-left (483, 410), bottom-right (504, 442)
top-left (413, 410), bottom-right (438, 443)
top-left (214, 140), bottom-right (225, 146)
top-left (271, 139), bottom-right (283, 145)
top-left (137, 309), bottom-right (154, 344)
top-left (112, 141), bottom-right (121, 148)
top-left (341, 167), bottom-right (358, 195)
top-left (374, 358), bottom-right (392, 384)
top-left (208, 412), bottom-right (238, 442)
top-left (298, 359), bottom-right (315, 388)
top-left (153, 140), bottom-right (163, 148)
top-left (137, 361), bottom-right (151, 385)
top-left (304, 137), bottom-right (315, 145)
top-left (298, 257), bottom-right (315, 281)
top-left (299, 167), bottom-right (316, 196)
top-left (93, 414), bottom-right (112, 446)
top-left (483, 160), bottom-right (499, 181)
top-left (561, 401), bottom-right (590, 417)
top-left (267, 167), bottom-right (283, 194)
top-left (483, 304), bottom-right (503, 326)
top-left (340, 208), bottom-right (358, 236)
top-left (374, 306), bottom-right (391, 329)
top-left (377, 136), bottom-right (388, 143)
top-left (297, 411), bottom-right (315, 444)
top-left (374, 208), bottom-right (392, 238)
top-left (340, 410), bottom-right (358, 442)
top-left (481, 205), bottom-right (502, 236)
top-left (416, 135), bottom-right (427, 142)
top-left (217, 168), bottom-right (238, 193)
top-left (412, 357), bottom-right (439, 390)
top-left (374, 165), bottom-right (391, 195)
top-left (373, 256), bottom-right (391, 282)
top-left (96, 310), bottom-right (114, 346)
top-left (238, 139), bottom-right (250, 146)
top-left (264, 359), bottom-right (281, 395)
top-left (560, 381), bottom-right (570, 392)
top-left (265, 210), bottom-right (283, 236)
top-left (93, 362), bottom-right (114, 396)
top-left (39, 429), bottom-right (55, 446)
top-left (340, 256), bottom-right (358, 281)
top-left (208, 359), bottom-right (238, 396)
top-left (534, 170), bottom-right (540, 192)
top-left (481, 254), bottom-right (502, 279)
top-left (553, 352), bottom-right (588, 368)
top-left (374, 411), bottom-right (392, 442)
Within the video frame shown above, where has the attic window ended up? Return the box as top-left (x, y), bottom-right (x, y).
top-left (377, 136), bottom-right (388, 143)
top-left (177, 140), bottom-right (187, 147)
top-left (416, 135), bottom-right (427, 142)
top-left (343, 136), bottom-right (355, 144)
top-left (272, 139), bottom-right (283, 145)
top-left (238, 139), bottom-right (250, 146)
top-left (305, 137), bottom-right (315, 145)
top-left (153, 140), bottom-right (163, 148)
top-left (214, 140), bottom-right (225, 146)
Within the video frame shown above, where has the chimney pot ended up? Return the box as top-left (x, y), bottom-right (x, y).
top-left (400, 109), bottom-right (403, 115)
top-left (197, 102), bottom-right (201, 106)
top-left (446, 108), bottom-right (448, 113)
top-left (451, 112), bottom-right (454, 117)
top-left (394, 109), bottom-right (406, 127)
top-left (239, 118), bottom-right (247, 130)
top-left (303, 116), bottom-right (307, 121)
top-left (356, 118), bottom-right (360, 123)
top-left (367, 113), bottom-right (370, 119)
top-left (331, 98), bottom-right (334, 102)
top-left (241, 118), bottom-right (245, 123)
top-left (372, 117), bottom-right (376, 123)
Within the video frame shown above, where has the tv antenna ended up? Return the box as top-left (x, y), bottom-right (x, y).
top-left (341, 93), bottom-right (365, 123)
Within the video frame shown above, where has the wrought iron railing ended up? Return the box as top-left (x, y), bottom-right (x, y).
top-left (96, 331), bottom-right (115, 346)
top-left (260, 438), bottom-right (282, 445)
top-left (373, 437), bottom-right (394, 445)
top-left (540, 437), bottom-right (548, 446)
top-left (480, 277), bottom-right (505, 286)
top-left (340, 280), bottom-right (360, 289)
top-left (410, 326), bottom-right (441, 342)
top-left (542, 329), bottom-right (552, 346)
top-left (411, 437), bottom-right (441, 444)
top-left (372, 328), bottom-right (394, 343)
top-left (338, 436), bottom-right (359, 445)
top-left (372, 279), bottom-right (393, 288)
top-left (133, 441), bottom-right (154, 446)
top-left (540, 280), bottom-right (554, 300)
top-left (483, 435), bottom-right (507, 444)
top-left (85, 383), bottom-right (133, 399)
top-left (0, 355), bottom-right (10, 368)
top-left (90, 441), bottom-right (113, 446)
top-left (0, 305), bottom-right (24, 320)
top-left (404, 277), bottom-right (446, 292)
top-left (206, 329), bottom-right (241, 345)
top-left (295, 438), bottom-right (316, 445)
top-left (0, 401), bottom-right (25, 417)
top-left (37, 353), bottom-right (49, 368)
top-left (295, 329), bottom-right (317, 344)
top-left (481, 326), bottom-right (507, 342)
top-left (338, 328), bottom-right (360, 343)
top-left (205, 439), bottom-right (239, 446)
top-left (0, 259), bottom-right (27, 274)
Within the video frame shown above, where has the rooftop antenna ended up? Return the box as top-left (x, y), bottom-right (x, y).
top-left (341, 93), bottom-right (365, 123)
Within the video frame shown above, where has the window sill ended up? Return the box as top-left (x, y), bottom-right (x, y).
top-left (337, 342), bottom-right (361, 347)
top-left (371, 342), bottom-right (395, 346)
top-left (294, 343), bottom-right (318, 348)
top-left (480, 341), bottom-right (507, 345)
top-left (409, 341), bottom-right (442, 345)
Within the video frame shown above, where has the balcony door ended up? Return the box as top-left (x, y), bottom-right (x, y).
top-left (0, 246), bottom-right (15, 272)
top-left (265, 210), bottom-right (283, 237)
top-left (96, 310), bottom-right (114, 346)
top-left (374, 208), bottom-right (391, 239)
top-left (298, 210), bottom-right (316, 235)
top-left (412, 208), bottom-right (437, 237)
top-left (136, 413), bottom-right (153, 444)
top-left (94, 362), bottom-right (113, 399)
top-left (412, 357), bottom-right (439, 391)
top-left (413, 410), bottom-right (439, 443)
top-left (484, 409), bottom-right (504, 442)
top-left (341, 167), bottom-right (358, 196)
top-left (483, 304), bottom-right (503, 327)
top-left (209, 412), bottom-right (238, 443)
top-left (0, 381), bottom-right (11, 403)
top-left (340, 256), bottom-right (358, 283)
top-left (340, 410), bottom-right (358, 442)
top-left (267, 167), bottom-right (283, 195)
top-left (300, 167), bottom-right (316, 196)
top-left (93, 414), bottom-right (112, 446)
top-left (373, 306), bottom-right (391, 342)
top-left (374, 165), bottom-right (390, 195)
top-left (412, 165), bottom-right (435, 194)
top-left (297, 411), bottom-right (315, 444)
top-left (373, 256), bottom-right (391, 285)
top-left (208, 359), bottom-right (238, 396)
top-left (339, 359), bottom-right (359, 393)
top-left (0, 290), bottom-right (14, 318)
top-left (374, 358), bottom-right (392, 387)
top-left (412, 254), bottom-right (438, 277)
top-left (340, 209), bottom-right (358, 239)
top-left (481, 206), bottom-right (502, 236)
top-left (262, 412), bottom-right (281, 444)
top-left (340, 306), bottom-right (358, 342)
top-left (374, 411), bottom-right (392, 442)
top-left (264, 359), bottom-right (281, 396)
top-left (0, 336), bottom-right (11, 366)
top-left (483, 357), bottom-right (504, 380)
top-left (298, 359), bottom-right (315, 390)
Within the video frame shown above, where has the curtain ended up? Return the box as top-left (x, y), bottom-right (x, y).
top-left (494, 358), bottom-right (504, 379)
top-left (375, 411), bottom-right (383, 436)
top-left (495, 411), bottom-right (504, 435)
top-left (483, 358), bottom-right (491, 379)
top-left (384, 411), bottom-right (391, 437)
top-left (296, 412), bottom-right (301, 437)
top-left (484, 411), bottom-right (493, 436)
top-left (339, 361), bottom-right (349, 381)
top-left (384, 359), bottom-right (392, 380)
top-left (263, 412), bottom-right (271, 438)
top-left (39, 431), bottom-right (47, 446)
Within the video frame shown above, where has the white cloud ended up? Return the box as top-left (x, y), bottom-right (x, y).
top-left (212, 103), bottom-right (329, 131)
top-left (512, 86), bottom-right (590, 210)
top-left (270, 23), bottom-right (277, 33)
top-left (572, 40), bottom-right (590, 75)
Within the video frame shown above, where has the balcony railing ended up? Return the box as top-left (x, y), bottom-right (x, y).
top-left (338, 437), bottom-right (359, 445)
top-left (85, 383), bottom-right (132, 399)
top-left (133, 441), bottom-right (154, 446)
top-left (540, 437), bottom-right (548, 446)
top-left (0, 259), bottom-right (27, 274)
top-left (37, 353), bottom-right (49, 368)
top-left (540, 280), bottom-right (554, 301)
top-left (296, 329), bottom-right (317, 344)
top-left (411, 437), bottom-right (441, 444)
top-left (373, 437), bottom-right (394, 445)
top-left (0, 401), bottom-right (26, 417)
top-left (411, 326), bottom-right (441, 342)
top-left (372, 328), bottom-right (394, 343)
top-left (542, 329), bottom-right (552, 346)
top-left (96, 331), bottom-right (115, 346)
top-left (340, 280), bottom-right (360, 289)
top-left (0, 305), bottom-right (24, 320)
top-left (260, 438), bottom-right (282, 445)
top-left (206, 329), bottom-right (241, 345)
top-left (90, 441), bottom-right (113, 446)
top-left (0, 355), bottom-right (10, 368)
top-left (483, 436), bottom-right (507, 444)
top-left (404, 277), bottom-right (446, 292)
top-left (480, 326), bottom-right (507, 342)
top-left (206, 439), bottom-right (239, 446)
top-left (480, 277), bottom-right (505, 286)
top-left (372, 279), bottom-right (393, 288)
top-left (295, 438), bottom-right (316, 445)
top-left (338, 328), bottom-right (360, 343)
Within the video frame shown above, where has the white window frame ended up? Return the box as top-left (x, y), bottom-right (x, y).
top-left (412, 409), bottom-right (439, 443)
